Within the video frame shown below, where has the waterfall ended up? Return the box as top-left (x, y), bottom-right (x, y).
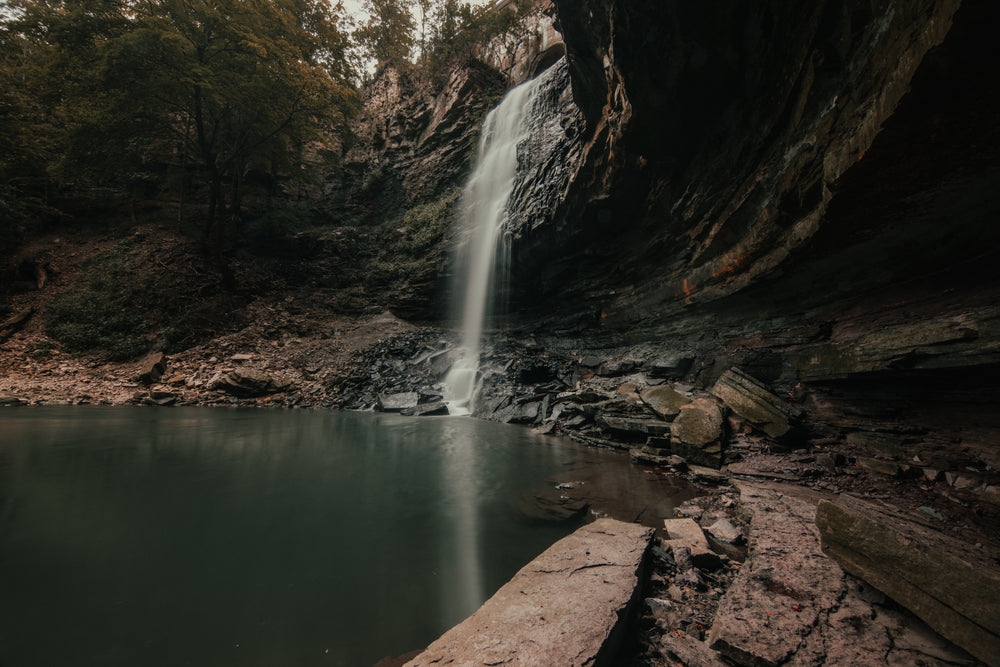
top-left (443, 66), bottom-right (556, 415)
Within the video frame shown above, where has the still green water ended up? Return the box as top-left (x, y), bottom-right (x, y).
top-left (0, 407), bottom-right (692, 666)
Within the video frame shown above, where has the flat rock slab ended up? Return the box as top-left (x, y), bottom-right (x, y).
top-left (709, 483), bottom-right (901, 666)
top-left (211, 367), bottom-right (287, 397)
top-left (377, 391), bottom-right (419, 412)
top-left (404, 518), bottom-right (654, 667)
top-left (597, 414), bottom-right (671, 436)
top-left (639, 385), bottom-right (688, 420)
top-left (707, 483), bottom-right (973, 666)
top-left (817, 495), bottom-right (1000, 666)
top-left (711, 368), bottom-right (799, 439)
top-left (659, 630), bottom-right (728, 666)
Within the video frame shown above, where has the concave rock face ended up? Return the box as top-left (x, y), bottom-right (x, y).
top-left (520, 0), bottom-right (969, 323)
top-left (501, 0), bottom-right (1000, 468)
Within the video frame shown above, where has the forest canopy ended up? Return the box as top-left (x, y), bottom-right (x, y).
top-left (0, 0), bottom-right (541, 249)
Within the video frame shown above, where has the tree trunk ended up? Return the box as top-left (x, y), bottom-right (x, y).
top-left (207, 165), bottom-right (223, 251)
top-left (230, 165), bottom-right (241, 222)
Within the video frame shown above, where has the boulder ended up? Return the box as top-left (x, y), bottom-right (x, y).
top-left (405, 518), bottom-right (654, 667)
top-left (705, 518), bottom-right (743, 544)
top-left (136, 352), bottom-right (166, 385)
top-left (816, 495), bottom-right (1000, 666)
top-left (401, 401), bottom-right (449, 417)
top-left (663, 518), bottom-right (721, 569)
top-left (212, 368), bottom-right (287, 397)
top-left (640, 385), bottom-right (689, 420)
top-left (596, 358), bottom-right (638, 376)
top-left (556, 388), bottom-right (612, 404)
top-left (0, 393), bottom-right (26, 406)
top-left (670, 398), bottom-right (724, 468)
top-left (502, 400), bottom-right (540, 424)
top-left (857, 456), bottom-right (901, 477)
top-left (376, 391), bottom-right (419, 412)
top-left (711, 368), bottom-right (800, 440)
top-left (647, 353), bottom-right (695, 379)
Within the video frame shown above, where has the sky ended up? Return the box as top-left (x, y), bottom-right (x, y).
top-left (342, 0), bottom-right (494, 25)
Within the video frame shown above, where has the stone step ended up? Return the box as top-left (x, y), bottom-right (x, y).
top-left (404, 518), bottom-right (654, 667)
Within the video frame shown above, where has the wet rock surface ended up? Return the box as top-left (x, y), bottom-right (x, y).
top-left (404, 518), bottom-right (654, 667)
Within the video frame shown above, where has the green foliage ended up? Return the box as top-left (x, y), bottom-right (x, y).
top-left (364, 187), bottom-right (459, 288)
top-left (1, 0), bottom-right (359, 248)
top-left (98, 0), bottom-right (358, 232)
top-left (355, 0), bottom-right (415, 68)
top-left (45, 240), bottom-right (150, 360)
top-left (420, 0), bottom-right (540, 84)
top-left (1, 0), bottom-right (131, 187)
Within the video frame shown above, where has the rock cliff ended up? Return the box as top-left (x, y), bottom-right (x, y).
top-left (325, 0), bottom-right (999, 477)
top-left (497, 0), bottom-right (1000, 470)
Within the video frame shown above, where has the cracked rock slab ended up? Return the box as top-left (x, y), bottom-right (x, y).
top-left (707, 483), bottom-right (848, 666)
top-left (707, 483), bottom-right (974, 667)
top-left (817, 495), bottom-right (1000, 666)
top-left (404, 518), bottom-right (654, 667)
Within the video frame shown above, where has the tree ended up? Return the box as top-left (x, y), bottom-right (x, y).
top-left (415, 0), bottom-right (433, 64)
top-left (477, 0), bottom-right (542, 83)
top-left (0, 0), bottom-right (132, 245)
top-left (0, 0), bottom-right (130, 188)
top-left (354, 0), bottom-right (414, 68)
top-left (420, 0), bottom-right (540, 84)
top-left (0, 0), bottom-right (358, 252)
top-left (422, 0), bottom-right (475, 79)
top-left (99, 0), bottom-right (358, 244)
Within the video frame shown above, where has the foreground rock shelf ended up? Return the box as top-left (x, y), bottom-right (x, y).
top-left (396, 479), bottom-right (990, 667)
top-left (642, 481), bottom-right (988, 666)
top-left (404, 518), bottom-right (654, 667)
top-left (818, 495), bottom-right (1000, 666)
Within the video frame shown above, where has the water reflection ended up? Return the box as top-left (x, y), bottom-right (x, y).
top-left (0, 407), bottom-right (694, 666)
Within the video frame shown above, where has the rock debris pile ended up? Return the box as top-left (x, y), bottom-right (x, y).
top-left (628, 483), bottom-right (989, 666)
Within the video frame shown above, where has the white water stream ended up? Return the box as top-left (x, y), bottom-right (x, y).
top-left (443, 72), bottom-right (549, 415)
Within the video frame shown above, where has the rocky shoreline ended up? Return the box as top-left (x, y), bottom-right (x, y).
top-left (3, 311), bottom-right (998, 665)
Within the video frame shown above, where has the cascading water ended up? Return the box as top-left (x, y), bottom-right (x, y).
top-left (443, 64), bottom-right (562, 415)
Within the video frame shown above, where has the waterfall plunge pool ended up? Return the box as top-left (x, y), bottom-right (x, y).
top-left (0, 407), bottom-right (696, 666)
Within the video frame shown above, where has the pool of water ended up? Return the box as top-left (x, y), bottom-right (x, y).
top-left (0, 407), bottom-right (695, 666)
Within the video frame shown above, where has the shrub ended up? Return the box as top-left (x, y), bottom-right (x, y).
top-left (363, 187), bottom-right (460, 290)
top-left (45, 240), bottom-right (151, 360)
top-left (244, 207), bottom-right (315, 251)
